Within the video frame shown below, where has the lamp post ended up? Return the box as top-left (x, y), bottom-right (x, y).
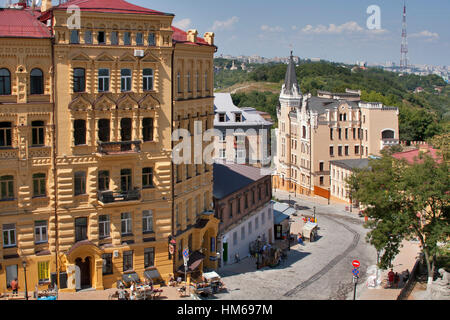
top-left (22, 260), bottom-right (28, 300)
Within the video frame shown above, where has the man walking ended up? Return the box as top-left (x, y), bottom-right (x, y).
top-left (11, 278), bottom-right (18, 295)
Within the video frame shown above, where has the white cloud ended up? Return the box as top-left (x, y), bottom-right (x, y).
top-left (211, 16), bottom-right (239, 31)
top-left (301, 21), bottom-right (364, 34)
top-left (261, 25), bottom-right (284, 32)
top-left (410, 30), bottom-right (439, 41)
top-left (173, 18), bottom-right (192, 30)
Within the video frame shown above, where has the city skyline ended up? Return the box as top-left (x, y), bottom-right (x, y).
top-left (130, 0), bottom-right (448, 66)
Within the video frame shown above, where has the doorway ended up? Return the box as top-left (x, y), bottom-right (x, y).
top-left (75, 257), bottom-right (91, 290)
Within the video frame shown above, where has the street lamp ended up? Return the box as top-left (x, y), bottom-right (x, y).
top-left (22, 260), bottom-right (28, 300)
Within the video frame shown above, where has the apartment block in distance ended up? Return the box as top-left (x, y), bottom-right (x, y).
top-left (0, 0), bottom-right (219, 293)
top-left (273, 52), bottom-right (399, 199)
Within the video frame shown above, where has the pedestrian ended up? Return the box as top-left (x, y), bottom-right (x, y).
top-left (117, 284), bottom-right (127, 300)
top-left (394, 272), bottom-right (400, 288)
top-left (10, 278), bottom-right (18, 295)
top-left (387, 269), bottom-right (395, 288)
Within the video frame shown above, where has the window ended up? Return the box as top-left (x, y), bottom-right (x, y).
top-left (218, 113), bottom-right (225, 122)
top-left (84, 30), bottom-right (92, 44)
top-left (121, 69), bottom-right (132, 92)
top-left (233, 231), bottom-right (237, 246)
top-left (178, 240), bottom-right (183, 261)
top-left (121, 212), bottom-right (132, 235)
top-left (142, 117), bottom-right (154, 141)
top-left (338, 146), bottom-right (343, 156)
top-left (136, 32), bottom-right (143, 45)
top-left (185, 202), bottom-right (190, 224)
top-left (70, 30), bottom-right (79, 44)
top-left (187, 72), bottom-right (191, 92)
top-left (355, 145), bottom-right (359, 155)
top-left (120, 169), bottom-right (132, 192)
top-left (38, 261), bottom-right (50, 283)
top-left (123, 32), bottom-right (131, 45)
top-left (6, 265), bottom-right (18, 289)
top-left (120, 118), bottom-right (132, 141)
top-left (75, 217), bottom-right (88, 242)
top-left (142, 167), bottom-right (154, 189)
top-left (0, 122), bottom-right (12, 147)
top-left (237, 198), bottom-right (241, 214)
top-left (0, 175), bottom-right (14, 200)
top-left (235, 113), bottom-right (241, 122)
top-left (31, 120), bottom-right (45, 146)
top-left (99, 215), bottom-right (110, 239)
top-left (338, 128), bottom-right (342, 140)
top-left (204, 71), bottom-right (208, 90)
top-left (142, 210), bottom-right (153, 233)
top-left (345, 145), bottom-right (349, 156)
top-left (3, 223), bottom-right (16, 247)
top-left (345, 128), bottom-right (348, 140)
top-left (329, 146), bottom-right (334, 156)
top-left (74, 119), bottom-right (86, 145)
top-left (32, 173), bottom-right (46, 197)
top-left (330, 128), bottom-right (333, 140)
top-left (74, 171), bottom-right (86, 196)
top-left (196, 72), bottom-right (200, 91)
top-left (175, 204), bottom-right (180, 226)
top-left (98, 68), bottom-right (109, 92)
top-left (219, 148), bottom-right (225, 159)
top-left (0, 68), bottom-right (11, 95)
top-left (255, 217), bottom-right (259, 230)
top-left (73, 68), bottom-right (85, 93)
top-left (110, 31), bottom-right (118, 45)
top-left (229, 202), bottom-right (233, 218)
top-left (35, 220), bottom-right (47, 243)
top-left (302, 126), bottom-right (307, 139)
top-left (123, 251), bottom-right (133, 272)
top-left (97, 119), bottom-right (110, 142)
top-left (320, 176), bottom-right (324, 186)
top-left (262, 211), bottom-right (265, 225)
top-left (319, 161), bottom-right (324, 172)
top-left (144, 248), bottom-right (155, 268)
top-left (353, 128), bottom-right (356, 140)
top-left (148, 33), bottom-right (156, 46)
top-left (177, 72), bottom-right (181, 93)
top-left (97, 31), bottom-right (105, 44)
top-left (365, 130), bottom-right (368, 141)
top-left (30, 68), bottom-right (44, 94)
top-left (102, 253), bottom-right (113, 275)
top-left (248, 221), bottom-right (252, 234)
top-left (97, 170), bottom-right (110, 191)
top-left (210, 237), bottom-right (215, 253)
top-left (143, 69), bottom-right (154, 91)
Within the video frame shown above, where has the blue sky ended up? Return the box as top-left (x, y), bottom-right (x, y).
top-left (140, 0), bottom-right (449, 66)
top-left (2, 0), bottom-right (448, 66)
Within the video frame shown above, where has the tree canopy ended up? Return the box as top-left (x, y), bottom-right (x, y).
top-left (348, 153), bottom-right (450, 284)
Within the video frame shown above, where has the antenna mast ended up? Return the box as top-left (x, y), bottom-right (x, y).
top-left (400, 1), bottom-right (409, 73)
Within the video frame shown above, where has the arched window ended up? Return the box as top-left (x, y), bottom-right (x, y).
top-left (381, 130), bottom-right (395, 139)
top-left (0, 68), bottom-right (11, 95)
top-left (30, 68), bottom-right (44, 94)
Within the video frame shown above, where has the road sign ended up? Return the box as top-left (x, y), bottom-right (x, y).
top-left (352, 260), bottom-right (360, 268)
top-left (352, 268), bottom-right (360, 277)
top-left (183, 248), bottom-right (189, 258)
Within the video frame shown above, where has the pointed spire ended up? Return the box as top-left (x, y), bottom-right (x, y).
top-left (282, 51), bottom-right (301, 96)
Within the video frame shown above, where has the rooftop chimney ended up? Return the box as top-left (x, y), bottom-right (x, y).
top-left (41, 0), bottom-right (52, 12)
top-left (203, 32), bottom-right (214, 46)
top-left (187, 29), bottom-right (198, 43)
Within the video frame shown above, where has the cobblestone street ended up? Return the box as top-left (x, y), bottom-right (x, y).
top-left (211, 190), bottom-right (379, 300)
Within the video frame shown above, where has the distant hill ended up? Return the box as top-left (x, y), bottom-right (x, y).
top-left (214, 59), bottom-right (449, 141)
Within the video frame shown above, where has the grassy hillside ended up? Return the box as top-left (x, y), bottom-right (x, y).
top-left (214, 59), bottom-right (449, 141)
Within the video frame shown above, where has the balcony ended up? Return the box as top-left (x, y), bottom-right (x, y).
top-left (97, 141), bottom-right (141, 155)
top-left (97, 188), bottom-right (141, 204)
top-left (381, 138), bottom-right (399, 149)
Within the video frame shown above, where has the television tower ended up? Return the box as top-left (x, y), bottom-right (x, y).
top-left (400, 1), bottom-right (408, 73)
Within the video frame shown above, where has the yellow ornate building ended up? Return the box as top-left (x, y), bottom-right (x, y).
top-left (0, 0), bottom-right (218, 293)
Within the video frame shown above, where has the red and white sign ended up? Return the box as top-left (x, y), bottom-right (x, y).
top-left (352, 260), bottom-right (360, 268)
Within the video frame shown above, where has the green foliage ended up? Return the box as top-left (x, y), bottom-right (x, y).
top-left (231, 91), bottom-right (279, 126)
top-left (348, 154), bottom-right (450, 278)
top-left (214, 58), bottom-right (450, 142)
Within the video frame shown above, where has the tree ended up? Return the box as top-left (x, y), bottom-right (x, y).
top-left (348, 154), bottom-right (449, 288)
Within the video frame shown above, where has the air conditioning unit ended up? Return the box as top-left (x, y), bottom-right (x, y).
top-left (113, 250), bottom-right (119, 258)
top-left (134, 49), bottom-right (144, 57)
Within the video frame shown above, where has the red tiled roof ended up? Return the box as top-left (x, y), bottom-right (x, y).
top-left (52, 0), bottom-right (171, 16)
top-left (392, 145), bottom-right (442, 164)
top-left (0, 8), bottom-right (52, 38)
top-left (171, 26), bottom-right (211, 46)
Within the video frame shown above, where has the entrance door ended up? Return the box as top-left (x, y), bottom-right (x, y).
top-left (223, 242), bottom-right (228, 263)
top-left (75, 257), bottom-right (91, 289)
